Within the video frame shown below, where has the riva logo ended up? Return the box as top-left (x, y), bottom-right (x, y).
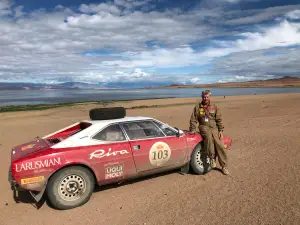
top-left (89, 148), bottom-right (129, 159)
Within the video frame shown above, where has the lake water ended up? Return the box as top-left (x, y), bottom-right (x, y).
top-left (1, 87), bottom-right (300, 106)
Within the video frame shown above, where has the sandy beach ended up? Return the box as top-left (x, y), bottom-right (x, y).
top-left (1, 93), bottom-right (300, 225)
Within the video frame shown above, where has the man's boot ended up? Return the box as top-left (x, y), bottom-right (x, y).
top-left (210, 158), bottom-right (217, 168)
top-left (222, 167), bottom-right (229, 175)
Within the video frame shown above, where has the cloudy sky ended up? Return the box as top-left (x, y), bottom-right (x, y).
top-left (0, 0), bottom-right (300, 87)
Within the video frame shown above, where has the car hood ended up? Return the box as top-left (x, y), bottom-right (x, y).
top-left (11, 138), bottom-right (50, 162)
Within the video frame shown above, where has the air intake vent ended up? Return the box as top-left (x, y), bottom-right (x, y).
top-left (47, 138), bottom-right (61, 144)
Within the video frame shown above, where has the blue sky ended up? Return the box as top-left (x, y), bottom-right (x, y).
top-left (0, 0), bottom-right (300, 87)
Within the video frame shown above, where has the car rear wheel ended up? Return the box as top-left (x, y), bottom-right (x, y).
top-left (46, 166), bottom-right (95, 210)
top-left (190, 143), bottom-right (212, 175)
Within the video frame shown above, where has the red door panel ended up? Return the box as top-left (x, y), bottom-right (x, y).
top-left (87, 142), bottom-right (137, 184)
top-left (129, 136), bottom-right (187, 172)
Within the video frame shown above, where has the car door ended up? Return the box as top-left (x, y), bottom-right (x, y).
top-left (88, 123), bottom-right (137, 183)
top-left (120, 120), bottom-right (187, 172)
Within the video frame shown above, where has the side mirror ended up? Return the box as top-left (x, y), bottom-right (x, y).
top-left (174, 127), bottom-right (184, 137)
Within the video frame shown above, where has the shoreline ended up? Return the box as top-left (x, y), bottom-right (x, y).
top-left (1, 86), bottom-right (300, 109)
top-left (1, 92), bottom-right (299, 114)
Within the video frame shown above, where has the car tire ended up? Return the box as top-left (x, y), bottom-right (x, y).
top-left (46, 166), bottom-right (95, 210)
top-left (89, 107), bottom-right (126, 120)
top-left (190, 143), bottom-right (212, 175)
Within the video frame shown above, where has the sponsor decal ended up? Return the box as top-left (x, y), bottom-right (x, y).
top-left (90, 148), bottom-right (129, 159)
top-left (15, 157), bottom-right (61, 172)
top-left (33, 168), bottom-right (53, 174)
top-left (105, 164), bottom-right (124, 179)
top-left (21, 144), bottom-right (35, 151)
top-left (209, 107), bottom-right (216, 114)
top-left (200, 108), bottom-right (204, 115)
top-left (21, 176), bottom-right (44, 185)
top-left (149, 142), bottom-right (171, 167)
top-left (187, 137), bottom-right (196, 141)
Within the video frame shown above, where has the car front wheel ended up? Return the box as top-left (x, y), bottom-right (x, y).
top-left (46, 166), bottom-right (95, 210)
top-left (190, 143), bottom-right (212, 175)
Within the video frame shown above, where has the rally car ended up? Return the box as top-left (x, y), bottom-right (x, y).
top-left (8, 107), bottom-right (232, 210)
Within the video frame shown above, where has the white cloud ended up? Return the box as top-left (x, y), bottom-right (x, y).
top-left (0, 0), bottom-right (13, 16)
top-left (286, 10), bottom-right (300, 19)
top-left (190, 77), bottom-right (201, 84)
top-left (14, 5), bottom-right (24, 17)
top-left (212, 47), bottom-right (300, 78)
top-left (223, 0), bottom-right (259, 2)
top-left (102, 47), bottom-right (211, 69)
top-left (224, 5), bottom-right (300, 25)
top-left (79, 3), bottom-right (121, 15)
top-left (0, 1), bottom-right (299, 85)
top-left (114, 0), bottom-right (153, 9)
top-left (217, 75), bottom-right (266, 83)
top-left (203, 20), bottom-right (300, 57)
top-left (113, 68), bottom-right (150, 81)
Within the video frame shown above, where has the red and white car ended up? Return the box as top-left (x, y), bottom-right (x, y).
top-left (8, 107), bottom-right (232, 210)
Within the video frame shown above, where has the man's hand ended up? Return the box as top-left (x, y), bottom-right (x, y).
top-left (218, 131), bottom-right (224, 140)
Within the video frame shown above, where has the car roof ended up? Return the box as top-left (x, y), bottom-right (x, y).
top-left (43, 116), bottom-right (156, 140)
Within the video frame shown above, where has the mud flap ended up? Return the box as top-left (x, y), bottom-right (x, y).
top-left (29, 182), bottom-right (47, 202)
top-left (179, 162), bottom-right (190, 175)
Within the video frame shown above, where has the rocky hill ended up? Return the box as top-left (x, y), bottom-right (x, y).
top-left (163, 76), bottom-right (300, 88)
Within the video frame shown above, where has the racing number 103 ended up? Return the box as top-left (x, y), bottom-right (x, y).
top-left (152, 150), bottom-right (168, 160)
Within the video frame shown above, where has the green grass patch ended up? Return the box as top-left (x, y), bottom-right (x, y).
top-left (0, 101), bottom-right (110, 113)
top-left (127, 102), bottom-right (195, 109)
top-left (0, 103), bottom-right (74, 113)
top-left (0, 98), bottom-right (195, 113)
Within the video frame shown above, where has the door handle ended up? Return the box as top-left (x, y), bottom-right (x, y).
top-left (133, 145), bottom-right (140, 150)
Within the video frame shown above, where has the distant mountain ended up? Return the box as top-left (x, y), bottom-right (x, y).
top-left (0, 82), bottom-right (81, 90)
top-left (0, 81), bottom-right (167, 90)
top-left (162, 76), bottom-right (300, 88)
top-left (1, 76), bottom-right (299, 90)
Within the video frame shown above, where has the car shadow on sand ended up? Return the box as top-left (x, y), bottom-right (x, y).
top-left (12, 165), bottom-right (216, 210)
top-left (94, 168), bottom-right (183, 193)
top-left (11, 167), bottom-right (189, 210)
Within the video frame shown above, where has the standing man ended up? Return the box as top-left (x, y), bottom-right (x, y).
top-left (189, 90), bottom-right (229, 175)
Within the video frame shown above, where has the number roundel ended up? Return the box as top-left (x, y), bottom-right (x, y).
top-left (149, 142), bottom-right (171, 167)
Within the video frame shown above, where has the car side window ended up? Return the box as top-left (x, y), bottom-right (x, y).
top-left (121, 121), bottom-right (165, 140)
top-left (93, 124), bottom-right (126, 142)
top-left (153, 121), bottom-right (177, 136)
